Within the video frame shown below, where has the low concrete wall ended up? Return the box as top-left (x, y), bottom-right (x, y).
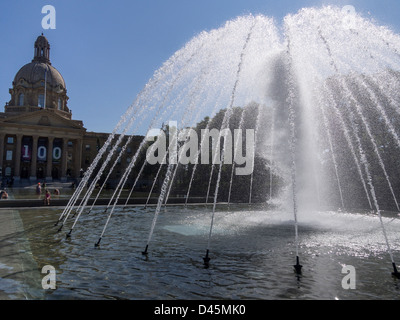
top-left (0, 197), bottom-right (208, 208)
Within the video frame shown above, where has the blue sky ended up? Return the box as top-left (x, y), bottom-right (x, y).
top-left (1, 0), bottom-right (399, 134)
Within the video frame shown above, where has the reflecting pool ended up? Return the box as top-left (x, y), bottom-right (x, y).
top-left (0, 204), bottom-right (399, 300)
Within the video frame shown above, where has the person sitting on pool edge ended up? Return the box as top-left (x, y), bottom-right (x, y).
top-left (0, 190), bottom-right (8, 199)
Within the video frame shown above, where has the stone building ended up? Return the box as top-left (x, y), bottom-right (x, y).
top-left (0, 34), bottom-right (141, 184)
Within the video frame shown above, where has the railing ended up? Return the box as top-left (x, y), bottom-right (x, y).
top-left (4, 105), bottom-right (73, 120)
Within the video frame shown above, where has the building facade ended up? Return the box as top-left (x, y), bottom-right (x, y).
top-left (0, 35), bottom-right (141, 184)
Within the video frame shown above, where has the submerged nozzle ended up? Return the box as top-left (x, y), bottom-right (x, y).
top-left (142, 245), bottom-right (149, 256)
top-left (95, 237), bottom-right (102, 248)
top-left (294, 256), bottom-right (303, 275)
top-left (66, 229), bottom-right (72, 239)
top-left (392, 263), bottom-right (400, 279)
top-left (203, 250), bottom-right (211, 268)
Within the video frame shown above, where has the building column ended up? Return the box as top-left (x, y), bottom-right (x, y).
top-left (74, 138), bottom-right (83, 179)
top-left (61, 138), bottom-right (68, 182)
top-left (46, 136), bottom-right (54, 182)
top-left (30, 135), bottom-right (39, 181)
top-left (14, 134), bottom-right (22, 182)
top-left (0, 133), bottom-right (4, 175)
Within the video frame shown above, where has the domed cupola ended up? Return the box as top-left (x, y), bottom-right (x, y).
top-left (5, 34), bottom-right (71, 118)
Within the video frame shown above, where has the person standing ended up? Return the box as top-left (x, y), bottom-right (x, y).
top-left (44, 189), bottom-right (51, 206)
top-left (36, 183), bottom-right (42, 195)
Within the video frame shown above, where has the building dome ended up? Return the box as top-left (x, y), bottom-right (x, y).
top-left (6, 34), bottom-right (70, 116)
top-left (14, 62), bottom-right (66, 90)
top-left (13, 34), bottom-right (66, 90)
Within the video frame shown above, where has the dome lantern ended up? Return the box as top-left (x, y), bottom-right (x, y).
top-left (33, 33), bottom-right (51, 64)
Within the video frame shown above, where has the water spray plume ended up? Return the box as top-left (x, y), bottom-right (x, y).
top-left (60, 7), bottom-right (400, 279)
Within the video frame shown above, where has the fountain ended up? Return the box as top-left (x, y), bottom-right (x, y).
top-left (58, 6), bottom-right (400, 279)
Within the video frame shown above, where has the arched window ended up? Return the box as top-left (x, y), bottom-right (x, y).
top-left (18, 93), bottom-right (24, 106)
top-left (58, 98), bottom-right (63, 110)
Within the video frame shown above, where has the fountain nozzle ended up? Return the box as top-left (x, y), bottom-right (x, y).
top-left (142, 245), bottom-right (149, 256)
top-left (94, 237), bottom-right (102, 248)
top-left (294, 256), bottom-right (303, 275)
top-left (392, 263), bottom-right (400, 279)
top-left (66, 229), bottom-right (72, 239)
top-left (203, 250), bottom-right (211, 268)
